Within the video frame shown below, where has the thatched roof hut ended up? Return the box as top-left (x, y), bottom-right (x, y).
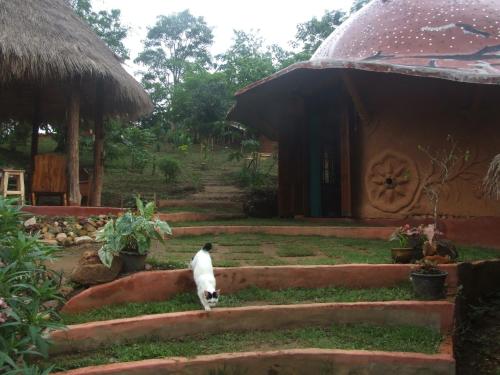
top-left (0, 0), bottom-right (153, 206)
top-left (0, 0), bottom-right (152, 121)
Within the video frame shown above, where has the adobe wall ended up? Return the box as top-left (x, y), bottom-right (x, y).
top-left (349, 71), bottom-right (500, 220)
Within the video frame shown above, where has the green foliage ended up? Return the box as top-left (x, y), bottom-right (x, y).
top-left (49, 323), bottom-right (441, 370)
top-left (170, 71), bottom-right (231, 139)
top-left (69, 0), bottom-right (129, 60)
top-left (135, 10), bottom-right (214, 134)
top-left (166, 129), bottom-right (192, 147)
top-left (96, 197), bottom-right (172, 267)
top-left (0, 197), bottom-right (64, 374)
top-left (350, 0), bottom-right (374, 14)
top-left (294, 10), bottom-right (346, 56)
top-left (217, 30), bottom-right (276, 92)
top-left (136, 10), bottom-right (214, 85)
top-left (63, 283), bottom-right (415, 324)
top-left (121, 127), bottom-right (155, 173)
top-left (158, 156), bottom-right (181, 184)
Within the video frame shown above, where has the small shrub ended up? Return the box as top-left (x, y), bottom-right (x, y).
top-left (243, 187), bottom-right (278, 218)
top-left (0, 197), bottom-right (64, 374)
top-left (158, 156), bottom-right (181, 184)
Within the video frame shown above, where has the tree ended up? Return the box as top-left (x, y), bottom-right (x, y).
top-left (135, 10), bottom-right (214, 86)
top-left (294, 10), bottom-right (346, 57)
top-left (68, 0), bottom-right (129, 60)
top-left (170, 70), bottom-right (231, 141)
top-left (217, 30), bottom-right (276, 92)
top-left (350, 0), bottom-right (373, 14)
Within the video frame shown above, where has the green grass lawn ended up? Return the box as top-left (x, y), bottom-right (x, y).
top-left (1, 138), bottom-right (253, 206)
top-left (149, 233), bottom-right (500, 268)
top-left (62, 284), bottom-right (416, 325)
top-left (46, 323), bottom-right (442, 371)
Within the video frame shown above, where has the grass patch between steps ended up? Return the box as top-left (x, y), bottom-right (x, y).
top-left (62, 284), bottom-right (416, 325)
top-left (152, 233), bottom-right (500, 268)
top-left (47, 323), bottom-right (443, 371)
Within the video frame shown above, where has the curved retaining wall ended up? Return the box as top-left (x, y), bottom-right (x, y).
top-left (172, 225), bottom-right (394, 239)
top-left (51, 301), bottom-right (454, 355)
top-left (62, 264), bottom-right (458, 314)
top-left (157, 212), bottom-right (244, 222)
top-left (56, 349), bottom-right (455, 375)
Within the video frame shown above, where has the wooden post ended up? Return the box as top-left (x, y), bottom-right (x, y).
top-left (67, 83), bottom-right (81, 206)
top-left (30, 90), bottom-right (41, 196)
top-left (91, 82), bottom-right (105, 207)
top-left (341, 72), bottom-right (371, 125)
top-left (340, 104), bottom-right (352, 217)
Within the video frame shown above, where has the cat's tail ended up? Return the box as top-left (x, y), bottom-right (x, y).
top-left (202, 243), bottom-right (212, 251)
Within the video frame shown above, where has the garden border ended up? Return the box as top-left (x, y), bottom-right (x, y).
top-left (51, 301), bottom-right (454, 355)
top-left (62, 265), bottom-right (458, 314)
top-left (54, 348), bottom-right (455, 375)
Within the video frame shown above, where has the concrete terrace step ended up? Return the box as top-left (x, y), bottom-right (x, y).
top-left (52, 265), bottom-right (458, 375)
top-left (55, 349), bottom-right (455, 375)
top-left (50, 301), bottom-right (454, 355)
top-left (62, 265), bottom-right (458, 314)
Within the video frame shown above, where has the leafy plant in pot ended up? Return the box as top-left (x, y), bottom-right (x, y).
top-left (410, 259), bottom-right (448, 300)
top-left (96, 197), bottom-right (172, 272)
top-left (389, 224), bottom-right (425, 263)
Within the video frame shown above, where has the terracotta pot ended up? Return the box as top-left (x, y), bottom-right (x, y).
top-left (120, 251), bottom-right (147, 272)
top-left (391, 248), bottom-right (414, 263)
top-left (410, 270), bottom-right (448, 300)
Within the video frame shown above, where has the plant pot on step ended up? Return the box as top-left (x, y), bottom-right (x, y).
top-left (391, 248), bottom-right (414, 263)
top-left (120, 250), bottom-right (148, 272)
top-left (410, 269), bottom-right (448, 299)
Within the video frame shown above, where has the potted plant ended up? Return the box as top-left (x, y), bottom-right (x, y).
top-left (96, 197), bottom-right (172, 272)
top-left (389, 224), bottom-right (425, 263)
top-left (410, 259), bottom-right (448, 299)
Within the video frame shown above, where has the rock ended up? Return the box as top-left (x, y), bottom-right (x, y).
top-left (63, 221), bottom-right (68, 226)
top-left (43, 232), bottom-right (55, 240)
top-left (98, 214), bottom-right (106, 219)
top-left (56, 232), bottom-right (68, 243)
top-left (49, 225), bottom-right (61, 234)
top-left (75, 224), bottom-right (83, 230)
top-left (24, 217), bottom-right (37, 228)
top-left (84, 223), bottom-right (96, 233)
top-left (70, 250), bottom-right (123, 285)
top-left (40, 239), bottom-right (58, 246)
top-left (68, 232), bottom-right (76, 238)
top-left (42, 300), bottom-right (59, 309)
top-left (75, 236), bottom-right (93, 245)
top-left (41, 225), bottom-right (49, 233)
top-left (65, 238), bottom-right (74, 246)
top-left (145, 264), bottom-right (153, 271)
top-left (59, 285), bottom-right (74, 298)
top-left (53, 221), bottom-right (59, 226)
top-left (86, 220), bottom-right (97, 228)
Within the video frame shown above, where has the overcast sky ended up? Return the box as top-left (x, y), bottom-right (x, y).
top-left (93, 0), bottom-right (354, 76)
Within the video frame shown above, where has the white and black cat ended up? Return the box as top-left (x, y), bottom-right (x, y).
top-left (190, 243), bottom-right (220, 311)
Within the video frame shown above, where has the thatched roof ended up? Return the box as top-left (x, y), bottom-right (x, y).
top-left (0, 0), bottom-right (152, 121)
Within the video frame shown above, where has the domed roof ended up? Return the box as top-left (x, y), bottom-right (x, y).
top-left (312, 0), bottom-right (500, 75)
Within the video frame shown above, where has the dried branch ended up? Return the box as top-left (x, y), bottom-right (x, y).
top-left (483, 154), bottom-right (500, 200)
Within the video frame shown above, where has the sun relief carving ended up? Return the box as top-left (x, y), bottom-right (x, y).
top-left (365, 151), bottom-right (419, 213)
